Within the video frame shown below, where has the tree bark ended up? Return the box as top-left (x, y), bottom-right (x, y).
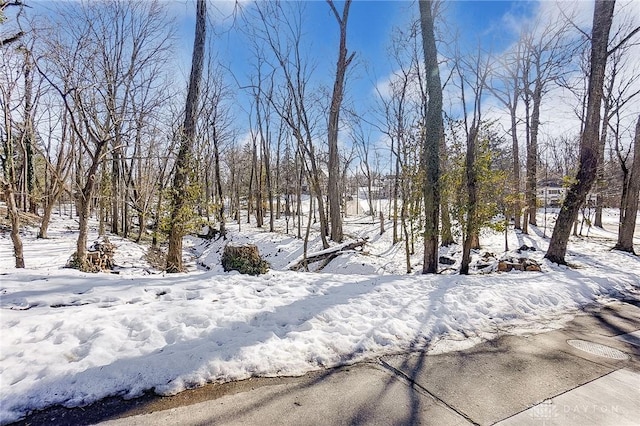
top-left (212, 126), bottom-right (226, 239)
top-left (419, 0), bottom-right (442, 274)
top-left (166, 0), bottom-right (206, 273)
top-left (22, 49), bottom-right (37, 215)
top-left (460, 124), bottom-right (479, 275)
top-left (440, 129), bottom-right (454, 246)
top-left (614, 115), bottom-right (640, 253)
top-left (510, 99), bottom-right (522, 230)
top-left (545, 0), bottom-right (615, 264)
top-left (393, 147), bottom-right (400, 244)
top-left (38, 111), bottom-right (72, 239)
top-left (527, 84), bottom-right (542, 226)
top-left (2, 179), bottom-right (25, 268)
top-left (326, 0), bottom-right (354, 243)
top-left (75, 139), bottom-right (108, 269)
top-left (594, 98), bottom-right (612, 228)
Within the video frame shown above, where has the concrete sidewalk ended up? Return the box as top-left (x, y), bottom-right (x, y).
top-left (17, 299), bottom-right (640, 426)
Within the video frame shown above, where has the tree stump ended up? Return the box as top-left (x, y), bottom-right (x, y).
top-left (222, 244), bottom-right (269, 275)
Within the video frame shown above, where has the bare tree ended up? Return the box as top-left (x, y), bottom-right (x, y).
top-left (36, 5), bottom-right (114, 270)
top-left (37, 99), bottom-right (74, 239)
top-left (35, 0), bottom-right (173, 270)
top-left (488, 43), bottom-right (524, 229)
top-left (1, 47), bottom-right (25, 267)
top-left (520, 13), bottom-right (575, 227)
top-left (373, 20), bottom-right (424, 245)
top-left (201, 59), bottom-right (235, 239)
top-left (594, 9), bottom-right (640, 227)
top-left (456, 49), bottom-right (491, 275)
top-left (248, 59), bottom-right (277, 232)
top-left (248, 1), bottom-right (330, 248)
top-left (326, 0), bottom-right (354, 243)
top-left (546, 0), bottom-right (616, 264)
top-left (166, 0), bottom-right (206, 272)
top-left (1, 0), bottom-right (27, 267)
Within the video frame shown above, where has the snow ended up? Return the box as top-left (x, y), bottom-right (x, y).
top-left (1, 207), bottom-right (639, 424)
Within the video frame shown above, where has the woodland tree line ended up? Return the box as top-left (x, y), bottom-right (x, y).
top-left (1, 0), bottom-right (639, 273)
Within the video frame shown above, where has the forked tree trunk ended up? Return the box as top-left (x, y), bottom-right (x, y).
top-left (75, 152), bottom-right (105, 270)
top-left (38, 183), bottom-right (66, 239)
top-left (546, 0), bottom-right (615, 264)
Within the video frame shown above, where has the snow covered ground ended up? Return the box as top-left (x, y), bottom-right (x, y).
top-left (1, 206), bottom-right (639, 424)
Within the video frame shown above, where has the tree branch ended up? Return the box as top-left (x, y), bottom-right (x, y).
top-left (1, 31), bottom-right (24, 46)
top-left (608, 25), bottom-right (640, 57)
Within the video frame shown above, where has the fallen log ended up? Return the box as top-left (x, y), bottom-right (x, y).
top-left (287, 238), bottom-right (368, 272)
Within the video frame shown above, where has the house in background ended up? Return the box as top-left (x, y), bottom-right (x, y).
top-left (537, 179), bottom-right (566, 207)
top-left (537, 178), bottom-right (596, 208)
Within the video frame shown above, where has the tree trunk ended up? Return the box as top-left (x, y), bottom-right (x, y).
top-left (111, 148), bottom-right (120, 235)
top-left (22, 49), bottom-right (37, 215)
top-left (38, 180), bottom-right (67, 239)
top-left (527, 84), bottom-right (542, 226)
top-left (213, 129), bottom-right (226, 239)
top-left (265, 149), bottom-right (275, 233)
top-left (75, 140), bottom-right (107, 270)
top-left (510, 105), bottom-right (522, 229)
top-left (419, 0), bottom-right (442, 274)
top-left (402, 204), bottom-right (412, 273)
top-left (296, 156), bottom-right (303, 239)
top-left (275, 130), bottom-right (282, 220)
top-left (523, 86), bottom-right (532, 234)
top-left (326, 0), bottom-right (353, 244)
top-left (614, 115), bottom-right (640, 252)
top-left (39, 206), bottom-right (52, 239)
top-left (256, 138), bottom-right (264, 228)
top-left (546, 0), bottom-right (615, 264)
top-left (392, 152), bottom-right (400, 244)
top-left (594, 93), bottom-right (612, 228)
top-left (256, 100), bottom-right (274, 232)
top-left (166, 0), bottom-right (206, 273)
top-left (2, 180), bottom-right (25, 268)
top-left (98, 162), bottom-right (107, 236)
top-left (440, 130), bottom-right (454, 246)
top-left (461, 125), bottom-right (479, 275)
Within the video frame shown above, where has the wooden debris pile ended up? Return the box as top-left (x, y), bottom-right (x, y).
top-left (86, 237), bottom-right (116, 271)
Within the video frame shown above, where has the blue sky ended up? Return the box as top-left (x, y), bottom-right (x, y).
top-left (25, 0), bottom-right (639, 160)
top-left (166, 0), bottom-right (638, 174)
top-left (24, 0), bottom-right (539, 128)
top-left (169, 1), bottom-right (540, 140)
